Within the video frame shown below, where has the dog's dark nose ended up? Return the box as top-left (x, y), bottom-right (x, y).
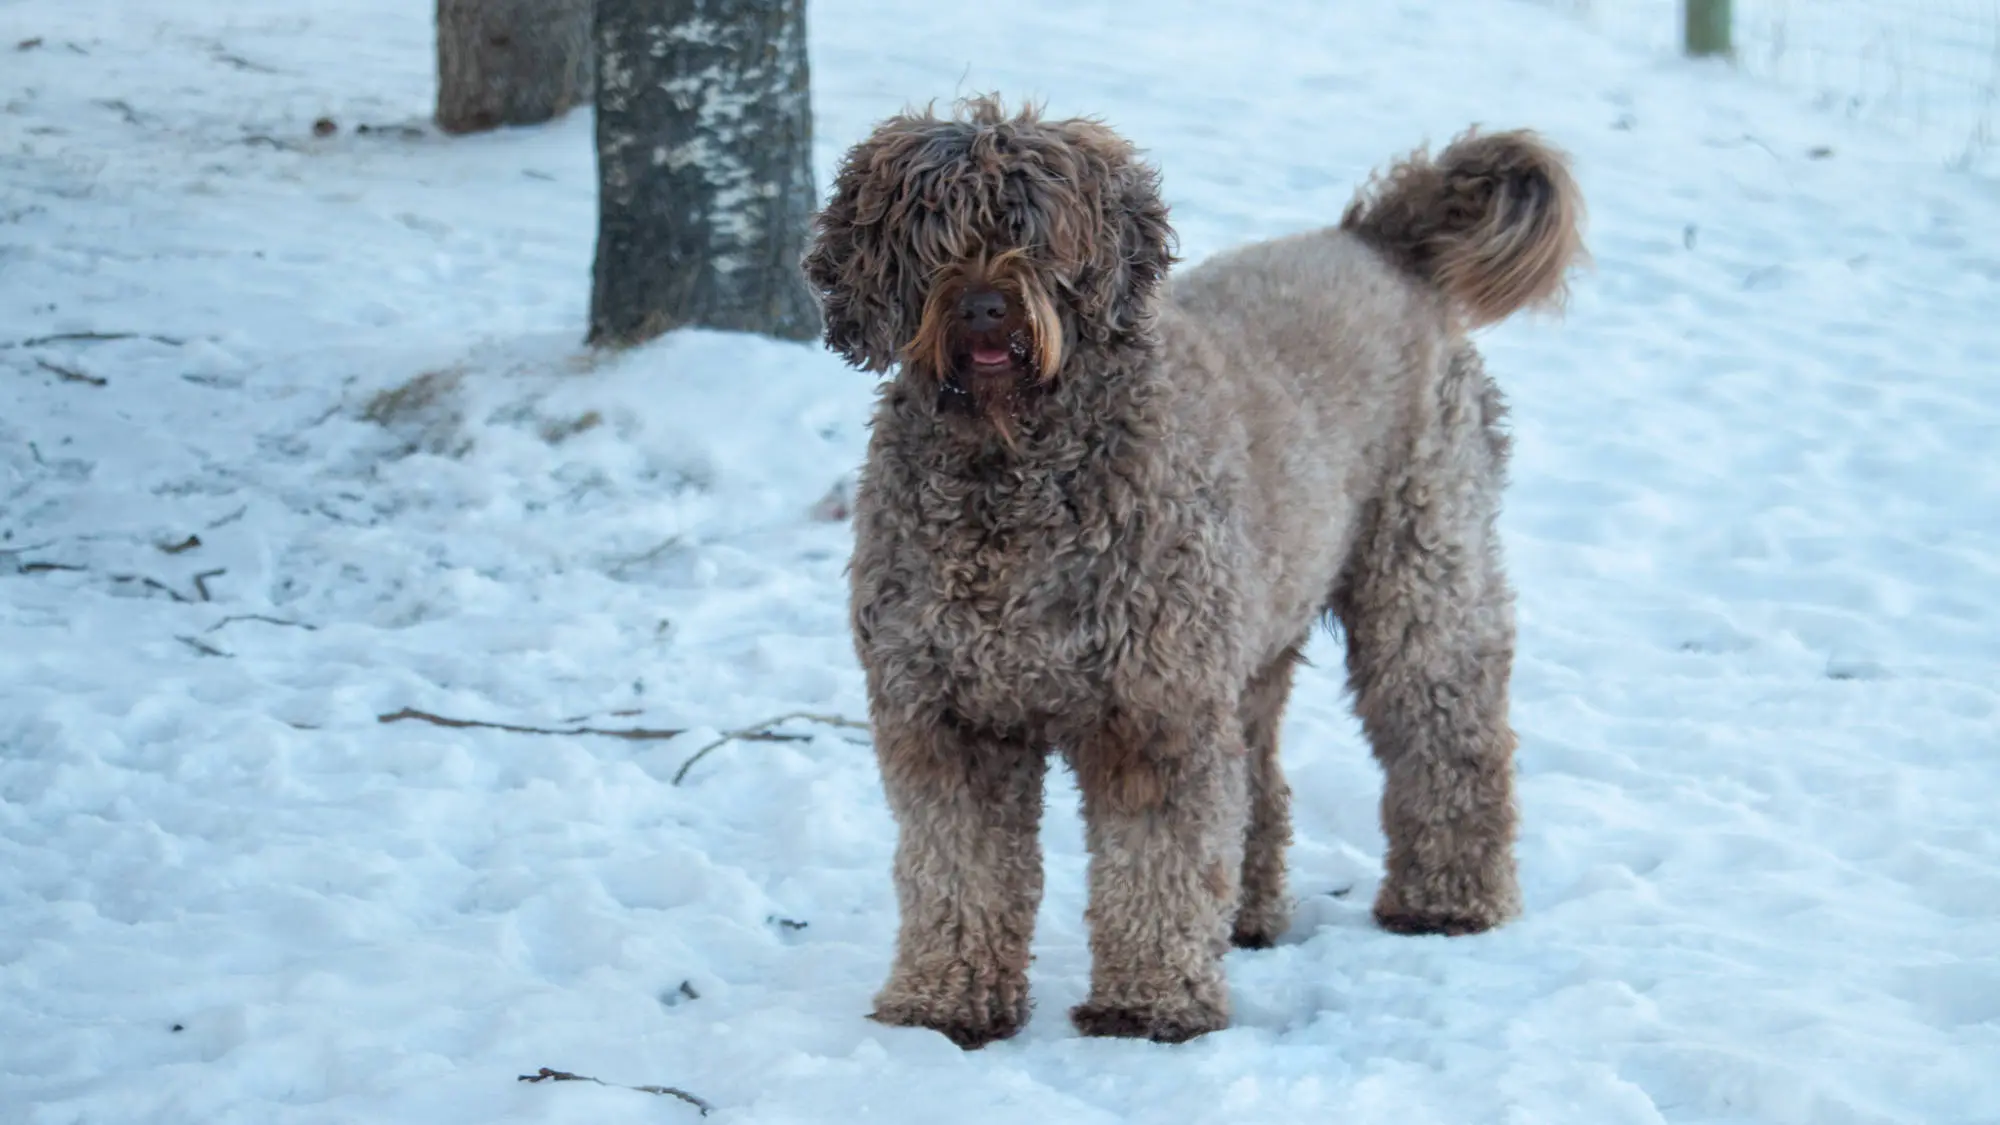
top-left (958, 288), bottom-right (1008, 331)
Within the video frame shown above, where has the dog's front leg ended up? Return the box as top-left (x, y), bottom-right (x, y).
top-left (870, 716), bottom-right (1047, 1049)
top-left (1070, 710), bottom-right (1247, 1043)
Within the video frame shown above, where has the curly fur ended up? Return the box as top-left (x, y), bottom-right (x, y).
top-left (805, 96), bottom-right (1585, 1047)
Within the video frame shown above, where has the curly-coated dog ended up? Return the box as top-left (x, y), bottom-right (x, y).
top-left (804, 96), bottom-right (1583, 1048)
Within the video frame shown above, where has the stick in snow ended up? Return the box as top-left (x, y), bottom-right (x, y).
top-left (0, 331), bottom-right (186, 349)
top-left (175, 634), bottom-right (231, 658)
top-left (33, 358), bottom-right (107, 386)
top-left (670, 711), bottom-right (869, 785)
top-left (204, 614), bottom-right (316, 633)
top-left (9, 560), bottom-right (215, 603)
top-left (374, 708), bottom-right (869, 785)
top-left (191, 568), bottom-right (224, 602)
top-left (517, 1067), bottom-right (713, 1116)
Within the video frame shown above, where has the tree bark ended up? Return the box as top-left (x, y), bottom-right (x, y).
top-left (436, 0), bottom-right (593, 135)
top-left (587, 0), bottom-right (818, 346)
top-left (1683, 0), bottom-right (1733, 58)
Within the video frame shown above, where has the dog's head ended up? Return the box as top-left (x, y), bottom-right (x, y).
top-left (803, 96), bottom-right (1175, 428)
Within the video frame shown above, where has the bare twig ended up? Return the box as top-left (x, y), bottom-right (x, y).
top-left (205, 504), bottom-right (249, 530)
top-left (671, 711), bottom-right (870, 785)
top-left (33, 357), bottom-right (106, 386)
top-left (95, 98), bottom-right (144, 125)
top-left (175, 634), bottom-right (231, 658)
top-left (2, 331), bottom-right (185, 349)
top-left (16, 562), bottom-right (201, 603)
top-left (373, 707), bottom-right (867, 785)
top-left (205, 613), bottom-right (315, 633)
top-left (211, 48), bottom-right (277, 74)
top-left (157, 534), bottom-right (201, 555)
top-left (604, 535), bottom-right (684, 577)
top-left (379, 707), bottom-right (694, 741)
top-left (354, 121), bottom-right (428, 140)
top-left (1739, 133), bottom-right (1782, 161)
top-left (191, 568), bottom-right (225, 602)
top-left (517, 1068), bottom-right (711, 1116)
top-left (16, 560), bottom-right (204, 603)
top-left (558, 707), bottom-right (643, 724)
top-left (111, 573), bottom-right (192, 602)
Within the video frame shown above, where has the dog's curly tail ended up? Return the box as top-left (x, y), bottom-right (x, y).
top-left (1341, 128), bottom-right (1586, 328)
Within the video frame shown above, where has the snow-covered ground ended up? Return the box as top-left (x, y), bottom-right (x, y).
top-left (1560, 0), bottom-right (2000, 171)
top-left (4, 1), bottom-right (1998, 1122)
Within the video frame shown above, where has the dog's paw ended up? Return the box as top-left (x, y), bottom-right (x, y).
top-left (1071, 967), bottom-right (1230, 1044)
top-left (1373, 868), bottom-right (1517, 936)
top-left (1229, 926), bottom-right (1279, 950)
top-left (1372, 908), bottom-right (1499, 936)
top-left (870, 970), bottom-right (1030, 1050)
top-left (1071, 996), bottom-right (1228, 1043)
top-left (1230, 899), bottom-right (1291, 949)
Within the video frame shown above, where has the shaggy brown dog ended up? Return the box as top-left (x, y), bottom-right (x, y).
top-left (804, 96), bottom-right (1583, 1048)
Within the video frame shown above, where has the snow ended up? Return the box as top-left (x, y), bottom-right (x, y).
top-left (1553, 0), bottom-right (2000, 171)
top-left (4, 0), bottom-right (1998, 1122)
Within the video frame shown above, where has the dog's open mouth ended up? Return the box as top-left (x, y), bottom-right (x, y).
top-left (954, 331), bottom-right (1033, 380)
top-left (938, 329), bottom-right (1040, 438)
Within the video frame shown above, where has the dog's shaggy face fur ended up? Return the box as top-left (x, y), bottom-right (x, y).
top-left (807, 96), bottom-right (1583, 1049)
top-left (803, 99), bottom-right (1173, 442)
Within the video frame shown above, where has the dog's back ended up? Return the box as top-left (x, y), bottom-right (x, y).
top-left (1159, 235), bottom-right (1430, 651)
top-left (1155, 130), bottom-right (1584, 663)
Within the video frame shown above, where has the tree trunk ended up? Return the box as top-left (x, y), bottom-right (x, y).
top-left (1683, 0), bottom-right (1733, 58)
top-left (587, 0), bottom-right (818, 347)
top-left (436, 0), bottom-right (593, 135)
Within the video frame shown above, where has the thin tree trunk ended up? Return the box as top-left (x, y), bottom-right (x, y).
top-left (587, 0), bottom-right (818, 346)
top-left (436, 0), bottom-right (593, 135)
top-left (1684, 0), bottom-right (1733, 58)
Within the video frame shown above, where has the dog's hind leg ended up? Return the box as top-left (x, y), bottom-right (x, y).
top-left (1070, 706), bottom-right (1247, 1042)
top-left (1231, 643), bottom-right (1301, 949)
top-left (870, 716), bottom-right (1047, 1049)
top-left (1337, 349), bottom-right (1522, 936)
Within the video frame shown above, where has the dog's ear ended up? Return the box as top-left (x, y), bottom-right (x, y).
top-left (1059, 122), bottom-right (1177, 346)
top-left (803, 117), bottom-right (932, 373)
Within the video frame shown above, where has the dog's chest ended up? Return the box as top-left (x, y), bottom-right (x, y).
top-left (856, 460), bottom-right (1113, 722)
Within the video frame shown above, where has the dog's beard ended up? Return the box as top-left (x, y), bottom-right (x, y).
top-left (903, 254), bottom-right (1064, 450)
top-left (938, 331), bottom-right (1038, 446)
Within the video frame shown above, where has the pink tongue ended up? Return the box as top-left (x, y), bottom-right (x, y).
top-left (970, 345), bottom-right (1011, 366)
